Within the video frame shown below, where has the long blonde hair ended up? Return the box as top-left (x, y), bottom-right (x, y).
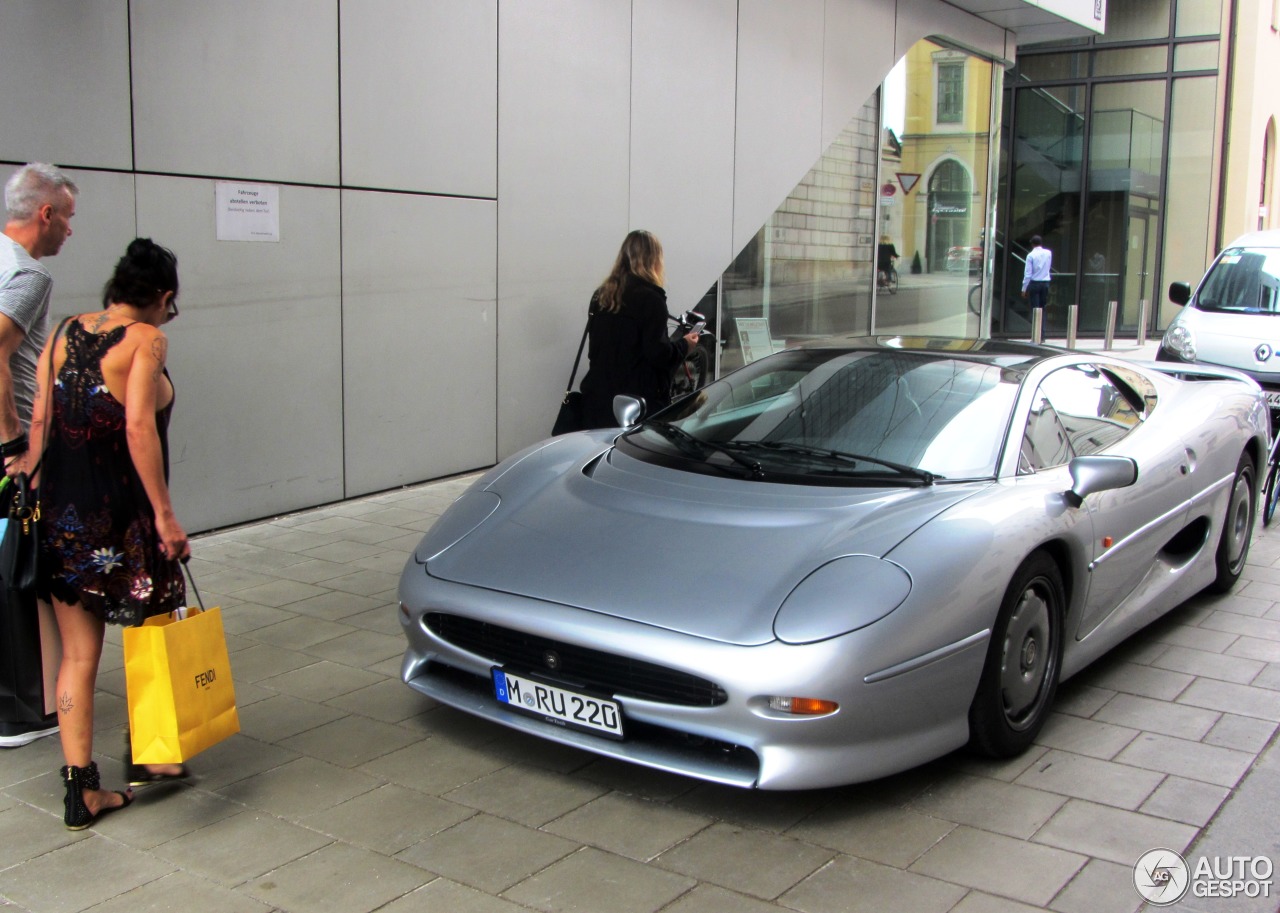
top-left (596, 230), bottom-right (665, 313)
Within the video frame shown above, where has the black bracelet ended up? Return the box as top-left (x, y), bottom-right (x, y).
top-left (0, 434), bottom-right (29, 458)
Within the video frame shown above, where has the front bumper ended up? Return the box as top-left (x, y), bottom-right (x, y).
top-left (398, 568), bottom-right (987, 791)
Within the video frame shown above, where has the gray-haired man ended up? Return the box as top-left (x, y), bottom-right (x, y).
top-left (0, 162), bottom-right (78, 748)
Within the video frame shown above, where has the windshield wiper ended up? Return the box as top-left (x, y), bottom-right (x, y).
top-left (720, 440), bottom-right (938, 484)
top-left (639, 421), bottom-right (767, 479)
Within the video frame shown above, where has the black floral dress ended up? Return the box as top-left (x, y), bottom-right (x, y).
top-left (36, 320), bottom-right (184, 626)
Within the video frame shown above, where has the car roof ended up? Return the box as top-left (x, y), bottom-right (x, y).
top-left (1224, 229), bottom-right (1280, 249)
top-left (793, 334), bottom-right (1065, 379)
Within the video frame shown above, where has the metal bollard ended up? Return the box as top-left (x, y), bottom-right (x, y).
top-left (1031, 307), bottom-right (1044, 344)
top-left (1066, 304), bottom-right (1079, 349)
top-left (1136, 299), bottom-right (1149, 347)
top-left (1104, 300), bottom-right (1118, 350)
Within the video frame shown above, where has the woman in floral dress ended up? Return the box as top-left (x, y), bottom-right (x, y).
top-left (25, 238), bottom-right (190, 829)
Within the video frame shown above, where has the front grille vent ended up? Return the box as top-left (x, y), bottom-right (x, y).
top-left (426, 613), bottom-right (728, 707)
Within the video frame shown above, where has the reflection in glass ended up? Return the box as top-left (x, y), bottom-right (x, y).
top-left (1194, 247), bottom-right (1280, 313)
top-left (879, 41), bottom-right (994, 338)
top-left (1086, 80), bottom-right (1166, 335)
top-left (1093, 47), bottom-right (1168, 78)
top-left (1018, 53), bottom-right (1087, 82)
top-left (719, 99), bottom-right (879, 375)
top-left (1161, 76), bottom-right (1217, 327)
top-left (717, 38), bottom-right (997, 377)
top-left (999, 83), bottom-right (1086, 336)
top-left (1173, 41), bottom-right (1219, 72)
top-left (1097, 0), bottom-right (1171, 43)
top-left (636, 348), bottom-right (1021, 481)
top-left (1175, 0), bottom-right (1223, 36)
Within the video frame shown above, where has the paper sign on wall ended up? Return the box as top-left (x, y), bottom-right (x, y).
top-left (215, 182), bottom-right (280, 242)
top-left (736, 317), bottom-right (775, 364)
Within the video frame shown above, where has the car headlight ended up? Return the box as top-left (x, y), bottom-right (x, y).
top-left (413, 490), bottom-right (500, 563)
top-left (1162, 323), bottom-right (1196, 361)
top-left (773, 555), bottom-right (911, 644)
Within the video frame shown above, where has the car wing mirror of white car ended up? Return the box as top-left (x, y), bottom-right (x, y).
top-left (1065, 455), bottom-right (1138, 508)
top-left (1168, 281), bottom-right (1191, 306)
top-left (613, 395), bottom-right (646, 427)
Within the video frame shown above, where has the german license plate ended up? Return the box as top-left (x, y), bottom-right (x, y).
top-left (1267, 391), bottom-right (1280, 408)
top-left (491, 668), bottom-right (624, 739)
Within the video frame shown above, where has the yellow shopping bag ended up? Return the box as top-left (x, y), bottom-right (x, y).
top-left (123, 606), bottom-right (240, 764)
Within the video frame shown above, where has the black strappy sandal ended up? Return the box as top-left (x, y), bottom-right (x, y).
top-left (62, 761), bottom-right (132, 830)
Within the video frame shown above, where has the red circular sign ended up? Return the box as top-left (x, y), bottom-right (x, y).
top-left (881, 182), bottom-right (896, 196)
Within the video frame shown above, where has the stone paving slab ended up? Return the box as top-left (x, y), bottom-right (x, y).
top-left (1, 470), bottom-right (1277, 913)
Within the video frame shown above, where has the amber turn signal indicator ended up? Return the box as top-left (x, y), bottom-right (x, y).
top-left (769, 696), bottom-right (839, 715)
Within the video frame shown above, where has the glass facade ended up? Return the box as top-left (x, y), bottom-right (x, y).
top-left (718, 38), bottom-right (998, 373)
top-left (994, 0), bottom-right (1221, 338)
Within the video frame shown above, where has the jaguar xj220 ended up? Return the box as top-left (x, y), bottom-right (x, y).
top-left (398, 336), bottom-right (1267, 790)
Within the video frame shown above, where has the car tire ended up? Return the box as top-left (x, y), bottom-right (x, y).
top-left (968, 551), bottom-right (1064, 758)
top-left (1209, 452), bottom-right (1255, 593)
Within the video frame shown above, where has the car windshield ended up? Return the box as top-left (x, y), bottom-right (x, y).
top-left (618, 348), bottom-right (1022, 484)
top-left (1196, 247), bottom-right (1280, 314)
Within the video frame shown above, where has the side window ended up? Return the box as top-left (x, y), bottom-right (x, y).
top-left (1020, 365), bottom-right (1143, 472)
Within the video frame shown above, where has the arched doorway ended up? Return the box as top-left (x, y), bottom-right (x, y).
top-left (927, 159), bottom-right (973, 271)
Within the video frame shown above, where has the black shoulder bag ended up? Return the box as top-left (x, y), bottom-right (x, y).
top-left (0, 316), bottom-right (74, 594)
top-left (551, 311), bottom-right (592, 436)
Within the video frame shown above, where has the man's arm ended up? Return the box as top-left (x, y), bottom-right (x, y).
top-left (0, 311), bottom-right (27, 443)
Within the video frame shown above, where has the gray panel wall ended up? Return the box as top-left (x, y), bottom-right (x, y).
top-left (131, 2), bottom-right (340, 184)
top-left (340, 0), bottom-right (497, 197)
top-left (341, 192), bottom-right (497, 496)
top-left (630, 0), bottom-right (739, 311)
top-left (134, 176), bottom-right (345, 531)
top-left (732, 0), bottom-right (828, 255)
top-left (1, 0), bottom-right (1012, 532)
top-left (496, 0), bottom-right (632, 457)
top-left (0, 1), bottom-right (132, 170)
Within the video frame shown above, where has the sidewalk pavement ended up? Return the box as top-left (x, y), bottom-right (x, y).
top-left (1, 467), bottom-right (1277, 913)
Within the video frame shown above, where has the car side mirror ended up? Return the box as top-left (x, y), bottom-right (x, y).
top-left (1064, 455), bottom-right (1138, 508)
top-left (613, 395), bottom-right (646, 427)
top-left (1168, 281), bottom-right (1191, 306)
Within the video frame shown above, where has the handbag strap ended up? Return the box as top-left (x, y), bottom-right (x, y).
top-left (562, 311), bottom-right (591, 401)
top-left (27, 315), bottom-right (75, 480)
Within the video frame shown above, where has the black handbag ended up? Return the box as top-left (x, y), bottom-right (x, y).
top-left (0, 474), bottom-right (44, 723)
top-left (551, 315), bottom-right (591, 436)
top-left (0, 473), bottom-right (40, 594)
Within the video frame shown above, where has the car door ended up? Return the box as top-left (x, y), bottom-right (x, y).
top-left (1021, 364), bottom-right (1193, 638)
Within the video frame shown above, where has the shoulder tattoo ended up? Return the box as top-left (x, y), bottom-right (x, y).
top-left (150, 336), bottom-right (168, 381)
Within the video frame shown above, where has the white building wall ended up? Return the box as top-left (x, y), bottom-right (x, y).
top-left (0, 0), bottom-right (1009, 531)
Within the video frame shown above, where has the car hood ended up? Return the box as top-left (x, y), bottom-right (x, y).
top-left (423, 437), bottom-right (984, 645)
top-left (1180, 307), bottom-right (1280, 372)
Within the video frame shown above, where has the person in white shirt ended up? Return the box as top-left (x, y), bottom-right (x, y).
top-left (1021, 235), bottom-right (1052, 310)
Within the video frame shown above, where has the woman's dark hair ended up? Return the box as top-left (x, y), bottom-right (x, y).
top-left (102, 237), bottom-right (179, 309)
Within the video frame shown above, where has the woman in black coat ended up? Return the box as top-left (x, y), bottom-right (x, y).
top-left (579, 230), bottom-right (699, 429)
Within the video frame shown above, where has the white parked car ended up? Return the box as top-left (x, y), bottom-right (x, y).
top-left (1159, 228), bottom-right (1280, 520)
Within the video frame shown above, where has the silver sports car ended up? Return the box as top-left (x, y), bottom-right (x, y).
top-left (399, 336), bottom-right (1268, 790)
